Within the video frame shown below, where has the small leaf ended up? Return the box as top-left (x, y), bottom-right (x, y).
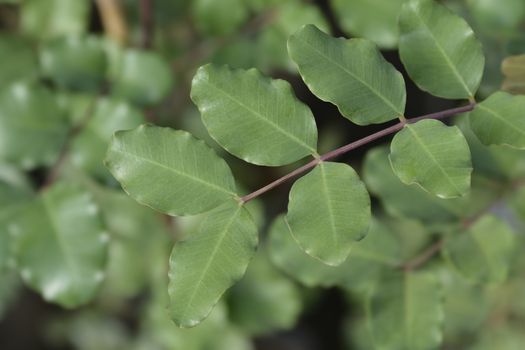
top-left (11, 182), bottom-right (107, 308)
top-left (105, 124), bottom-right (237, 216)
top-left (443, 214), bottom-right (514, 284)
top-left (191, 64), bottom-right (318, 166)
top-left (331, 0), bottom-right (406, 49)
top-left (168, 200), bottom-right (258, 327)
top-left (112, 49), bottom-right (174, 106)
top-left (40, 35), bottom-right (107, 92)
top-left (0, 34), bottom-right (38, 88)
top-left (21, 0), bottom-right (91, 39)
top-left (390, 119), bottom-right (472, 198)
top-left (0, 82), bottom-right (69, 169)
top-left (192, 0), bottom-right (249, 37)
top-left (71, 97), bottom-right (145, 180)
top-left (367, 271), bottom-right (444, 350)
top-left (501, 54), bottom-right (525, 94)
top-left (286, 161), bottom-right (371, 265)
top-left (469, 91), bottom-right (525, 149)
top-left (229, 251), bottom-right (302, 336)
top-left (288, 24), bottom-right (406, 125)
top-left (399, 0), bottom-right (485, 99)
top-left (268, 215), bottom-right (400, 290)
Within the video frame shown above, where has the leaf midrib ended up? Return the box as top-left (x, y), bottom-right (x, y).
top-left (295, 34), bottom-right (403, 115)
top-left (319, 163), bottom-right (339, 249)
top-left (411, 7), bottom-right (473, 97)
top-left (201, 79), bottom-right (316, 154)
top-left (405, 124), bottom-right (462, 195)
top-left (477, 104), bottom-right (525, 138)
top-left (178, 205), bottom-right (242, 320)
top-left (111, 147), bottom-right (236, 197)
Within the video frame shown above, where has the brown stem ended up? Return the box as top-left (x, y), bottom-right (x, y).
top-left (140, 0), bottom-right (154, 49)
top-left (403, 240), bottom-right (444, 271)
top-left (240, 103), bottom-right (476, 203)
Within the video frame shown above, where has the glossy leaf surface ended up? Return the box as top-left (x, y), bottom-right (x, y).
top-left (390, 119), bottom-right (472, 198)
top-left (443, 215), bottom-right (515, 284)
top-left (288, 24), bottom-right (406, 125)
top-left (367, 271), bottom-right (444, 350)
top-left (105, 125), bottom-right (237, 216)
top-left (286, 162), bottom-right (371, 266)
top-left (469, 91), bottom-right (525, 149)
top-left (191, 64), bottom-right (318, 165)
top-left (168, 200), bottom-right (258, 327)
top-left (12, 182), bottom-right (107, 308)
top-left (399, 0), bottom-right (484, 99)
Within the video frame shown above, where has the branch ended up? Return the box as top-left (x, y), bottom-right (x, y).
top-left (240, 103), bottom-right (476, 203)
top-left (403, 240), bottom-right (444, 271)
top-left (140, 0), bottom-right (154, 49)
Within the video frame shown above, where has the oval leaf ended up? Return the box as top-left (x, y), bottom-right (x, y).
top-left (469, 91), bottom-right (525, 149)
top-left (105, 124), bottom-right (237, 216)
top-left (287, 24), bottom-right (406, 125)
top-left (286, 161), bottom-right (371, 266)
top-left (11, 182), bottom-right (107, 308)
top-left (0, 82), bottom-right (68, 169)
top-left (191, 64), bottom-right (318, 166)
top-left (389, 119), bottom-right (472, 198)
top-left (168, 200), bottom-right (258, 327)
top-left (399, 0), bottom-right (485, 99)
top-left (367, 271), bottom-right (444, 350)
top-left (443, 214), bottom-right (515, 284)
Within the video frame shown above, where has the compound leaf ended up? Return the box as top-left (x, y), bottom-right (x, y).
top-left (288, 24), bottom-right (406, 125)
top-left (469, 91), bottom-right (525, 149)
top-left (399, 0), bottom-right (484, 99)
top-left (443, 214), bottom-right (514, 284)
top-left (191, 64), bottom-right (318, 166)
top-left (11, 182), bottom-right (107, 308)
top-left (286, 162), bottom-right (371, 266)
top-left (105, 124), bottom-right (237, 216)
top-left (390, 119), bottom-right (472, 199)
top-left (168, 200), bottom-right (258, 327)
top-left (367, 271), bottom-right (444, 350)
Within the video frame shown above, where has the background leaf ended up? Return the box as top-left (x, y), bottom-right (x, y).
top-left (286, 161), bottom-right (371, 266)
top-left (502, 54), bottom-right (525, 94)
top-left (0, 34), bottom-right (38, 88)
top-left (11, 182), bottom-right (107, 308)
top-left (443, 214), bottom-right (515, 284)
top-left (288, 24), bottom-right (406, 125)
top-left (0, 82), bottom-right (68, 169)
top-left (168, 200), bottom-right (258, 327)
top-left (191, 64), bottom-right (318, 166)
top-left (399, 0), bottom-right (485, 99)
top-left (105, 124), bottom-right (237, 216)
top-left (367, 271), bottom-right (444, 350)
top-left (469, 91), bottom-right (525, 149)
top-left (389, 119), bottom-right (472, 198)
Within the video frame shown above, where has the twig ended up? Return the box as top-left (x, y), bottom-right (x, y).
top-left (403, 240), bottom-right (444, 271)
top-left (95, 0), bottom-right (129, 46)
top-left (240, 103), bottom-right (476, 203)
top-left (140, 0), bottom-right (154, 49)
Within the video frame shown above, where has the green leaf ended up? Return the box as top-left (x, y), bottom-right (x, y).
top-left (0, 34), bottom-right (38, 88)
top-left (364, 146), bottom-right (466, 224)
top-left (21, 0), bottom-right (91, 39)
top-left (286, 161), bottom-right (371, 266)
top-left (390, 119), bottom-right (472, 199)
top-left (229, 251), bottom-right (302, 336)
top-left (501, 54), bottom-right (525, 94)
top-left (112, 49), bottom-right (174, 106)
top-left (168, 200), bottom-right (258, 327)
top-left (443, 214), bottom-right (514, 284)
top-left (0, 82), bottom-right (69, 169)
top-left (191, 64), bottom-right (318, 166)
top-left (105, 124), bottom-right (237, 216)
top-left (40, 36), bottom-right (107, 92)
top-left (288, 25), bottom-right (406, 125)
top-left (398, 0), bottom-right (485, 99)
top-left (71, 97), bottom-right (145, 181)
top-left (269, 215), bottom-right (400, 290)
top-left (367, 271), bottom-right (444, 350)
top-left (469, 91), bottom-right (525, 149)
top-left (331, 0), bottom-right (406, 49)
top-left (191, 0), bottom-right (249, 37)
top-left (11, 182), bottom-right (107, 308)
